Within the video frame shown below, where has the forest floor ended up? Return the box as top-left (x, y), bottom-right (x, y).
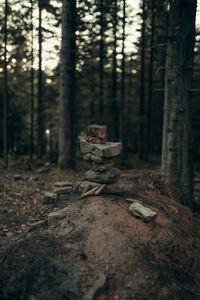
top-left (1, 157), bottom-right (200, 300)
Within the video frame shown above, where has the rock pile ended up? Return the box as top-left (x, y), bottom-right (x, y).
top-left (79, 125), bottom-right (122, 186)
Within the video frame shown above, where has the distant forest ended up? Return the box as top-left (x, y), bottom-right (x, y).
top-left (0, 1), bottom-right (200, 178)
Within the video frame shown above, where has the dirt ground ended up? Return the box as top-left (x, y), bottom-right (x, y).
top-left (1, 159), bottom-right (200, 300)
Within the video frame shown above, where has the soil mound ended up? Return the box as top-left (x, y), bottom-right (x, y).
top-left (1, 174), bottom-right (200, 300)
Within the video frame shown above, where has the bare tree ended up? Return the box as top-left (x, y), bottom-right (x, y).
top-left (161, 0), bottom-right (197, 209)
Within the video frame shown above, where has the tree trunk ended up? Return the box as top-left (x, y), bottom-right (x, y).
top-left (111, 0), bottom-right (119, 141)
top-left (30, 0), bottom-right (34, 159)
top-left (161, 0), bottom-right (197, 209)
top-left (99, 0), bottom-right (104, 120)
top-left (120, 0), bottom-right (127, 162)
top-left (139, 0), bottom-right (146, 160)
top-left (37, 0), bottom-right (45, 158)
top-left (146, 0), bottom-right (155, 160)
top-left (3, 0), bottom-right (8, 168)
top-left (58, 0), bottom-right (77, 169)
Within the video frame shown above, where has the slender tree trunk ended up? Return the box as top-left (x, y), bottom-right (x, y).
top-left (99, 0), bottom-right (104, 119)
top-left (146, 0), bottom-right (155, 160)
top-left (121, 0), bottom-right (127, 161)
top-left (3, 0), bottom-right (8, 168)
top-left (30, 0), bottom-right (34, 158)
top-left (37, 0), bottom-right (44, 158)
top-left (111, 0), bottom-right (118, 140)
top-left (139, 0), bottom-right (146, 160)
top-left (58, 0), bottom-right (77, 169)
top-left (161, 0), bottom-right (197, 209)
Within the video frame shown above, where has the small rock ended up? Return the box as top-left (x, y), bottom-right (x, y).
top-left (48, 206), bottom-right (69, 226)
top-left (36, 167), bottom-right (50, 174)
top-left (53, 186), bottom-right (72, 195)
top-left (54, 181), bottom-right (73, 187)
top-left (194, 177), bottom-right (200, 184)
top-left (80, 138), bottom-right (121, 158)
top-left (129, 202), bottom-right (157, 222)
top-left (14, 174), bottom-right (22, 181)
top-left (85, 168), bottom-right (120, 184)
top-left (42, 192), bottom-right (57, 204)
top-left (44, 162), bottom-right (51, 167)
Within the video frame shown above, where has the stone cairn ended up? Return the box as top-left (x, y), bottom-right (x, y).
top-left (79, 124), bottom-right (122, 196)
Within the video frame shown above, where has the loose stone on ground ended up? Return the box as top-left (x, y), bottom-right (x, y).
top-left (53, 186), bottom-right (72, 195)
top-left (42, 192), bottom-right (57, 204)
top-left (54, 181), bottom-right (73, 188)
top-left (129, 202), bottom-right (157, 222)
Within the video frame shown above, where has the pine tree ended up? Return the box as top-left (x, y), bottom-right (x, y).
top-left (58, 0), bottom-right (77, 169)
top-left (161, 0), bottom-right (197, 209)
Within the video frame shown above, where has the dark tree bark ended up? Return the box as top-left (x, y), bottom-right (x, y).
top-left (139, 0), bottom-right (146, 160)
top-left (99, 0), bottom-right (104, 120)
top-left (120, 0), bottom-right (127, 161)
top-left (58, 0), bottom-right (77, 169)
top-left (30, 0), bottom-right (34, 158)
top-left (3, 0), bottom-right (8, 168)
top-left (146, 0), bottom-right (155, 160)
top-left (161, 0), bottom-right (197, 209)
top-left (37, 0), bottom-right (45, 158)
top-left (111, 0), bottom-right (119, 140)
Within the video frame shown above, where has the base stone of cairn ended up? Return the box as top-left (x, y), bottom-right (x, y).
top-left (79, 124), bottom-right (122, 190)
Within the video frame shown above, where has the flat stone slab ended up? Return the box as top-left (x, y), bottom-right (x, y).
top-left (86, 136), bottom-right (106, 144)
top-left (91, 162), bottom-right (113, 172)
top-left (87, 124), bottom-right (107, 139)
top-left (43, 192), bottom-right (57, 204)
top-left (80, 138), bottom-right (121, 158)
top-left (54, 181), bottom-right (73, 187)
top-left (83, 153), bottom-right (115, 164)
top-left (85, 168), bottom-right (120, 184)
top-left (53, 186), bottom-right (72, 195)
top-left (129, 202), bottom-right (157, 222)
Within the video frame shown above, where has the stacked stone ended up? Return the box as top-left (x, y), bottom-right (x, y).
top-left (80, 125), bottom-right (122, 184)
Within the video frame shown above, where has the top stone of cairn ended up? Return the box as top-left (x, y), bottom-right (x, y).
top-left (87, 124), bottom-right (107, 140)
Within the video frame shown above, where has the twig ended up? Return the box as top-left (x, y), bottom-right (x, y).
top-left (95, 184), bottom-right (106, 195)
top-left (80, 186), bottom-right (100, 199)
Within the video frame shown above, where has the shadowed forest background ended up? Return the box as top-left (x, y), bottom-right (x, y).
top-left (1, 1), bottom-right (200, 300)
top-left (1, 0), bottom-right (199, 164)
